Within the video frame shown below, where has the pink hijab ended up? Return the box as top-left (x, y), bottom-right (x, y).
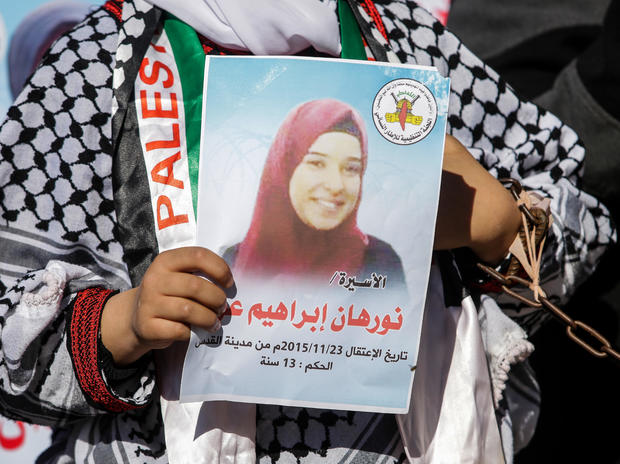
top-left (234, 99), bottom-right (370, 280)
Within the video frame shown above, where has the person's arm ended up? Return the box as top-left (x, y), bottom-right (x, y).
top-left (434, 134), bottom-right (521, 265)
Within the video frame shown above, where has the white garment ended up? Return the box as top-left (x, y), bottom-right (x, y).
top-left (143, 0), bottom-right (341, 55)
top-left (397, 266), bottom-right (506, 464)
top-left (155, 343), bottom-right (256, 464)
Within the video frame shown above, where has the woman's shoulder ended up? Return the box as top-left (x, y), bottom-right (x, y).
top-left (362, 235), bottom-right (407, 288)
top-left (366, 235), bottom-right (397, 253)
top-left (364, 236), bottom-right (404, 271)
top-left (222, 244), bottom-right (240, 265)
top-left (367, 235), bottom-right (394, 252)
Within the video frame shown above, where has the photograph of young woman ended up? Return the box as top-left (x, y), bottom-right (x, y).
top-left (223, 98), bottom-right (406, 289)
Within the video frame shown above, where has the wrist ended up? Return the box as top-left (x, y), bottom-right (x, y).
top-left (101, 288), bottom-right (148, 366)
top-left (469, 185), bottom-right (522, 264)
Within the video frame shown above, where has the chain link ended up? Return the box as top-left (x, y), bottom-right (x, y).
top-left (478, 261), bottom-right (620, 363)
top-left (477, 178), bottom-right (620, 364)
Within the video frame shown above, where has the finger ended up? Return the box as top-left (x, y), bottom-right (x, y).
top-left (135, 298), bottom-right (222, 345)
top-left (154, 247), bottom-right (234, 289)
top-left (156, 296), bottom-right (222, 331)
top-left (138, 317), bottom-right (192, 348)
top-left (154, 272), bottom-right (228, 314)
top-left (137, 317), bottom-right (215, 349)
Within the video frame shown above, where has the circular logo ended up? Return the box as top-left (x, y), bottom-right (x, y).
top-left (372, 79), bottom-right (438, 145)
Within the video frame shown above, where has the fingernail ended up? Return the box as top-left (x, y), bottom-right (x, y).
top-left (209, 318), bottom-right (222, 333)
top-left (214, 300), bottom-right (228, 316)
top-left (225, 281), bottom-right (237, 299)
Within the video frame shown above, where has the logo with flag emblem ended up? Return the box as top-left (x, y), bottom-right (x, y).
top-left (372, 78), bottom-right (437, 145)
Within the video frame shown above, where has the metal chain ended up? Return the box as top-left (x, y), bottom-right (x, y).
top-left (477, 179), bottom-right (620, 364)
top-left (477, 263), bottom-right (620, 363)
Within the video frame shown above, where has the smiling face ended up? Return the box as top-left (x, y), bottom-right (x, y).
top-left (288, 131), bottom-right (363, 230)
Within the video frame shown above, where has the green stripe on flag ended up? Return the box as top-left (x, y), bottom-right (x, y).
top-left (163, 14), bottom-right (205, 216)
top-left (338, 0), bottom-right (367, 60)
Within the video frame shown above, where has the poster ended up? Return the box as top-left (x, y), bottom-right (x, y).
top-left (181, 56), bottom-right (450, 413)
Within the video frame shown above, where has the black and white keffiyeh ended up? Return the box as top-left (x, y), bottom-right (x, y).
top-left (0, 0), bottom-right (613, 462)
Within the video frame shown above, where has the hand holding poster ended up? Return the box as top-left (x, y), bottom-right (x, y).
top-left (181, 56), bottom-right (450, 413)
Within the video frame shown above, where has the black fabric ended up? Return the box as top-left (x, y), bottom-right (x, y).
top-left (450, 0), bottom-right (619, 105)
top-left (98, 334), bottom-right (151, 383)
top-left (436, 250), bottom-right (468, 308)
top-left (447, 0), bottom-right (609, 62)
top-left (577, 0), bottom-right (620, 119)
top-left (113, 97), bottom-right (160, 287)
top-left (256, 405), bottom-right (405, 462)
top-left (485, 26), bottom-right (601, 100)
top-left (447, 0), bottom-right (611, 101)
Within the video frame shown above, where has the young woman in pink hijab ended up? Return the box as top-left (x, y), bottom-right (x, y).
top-left (226, 99), bottom-right (406, 287)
